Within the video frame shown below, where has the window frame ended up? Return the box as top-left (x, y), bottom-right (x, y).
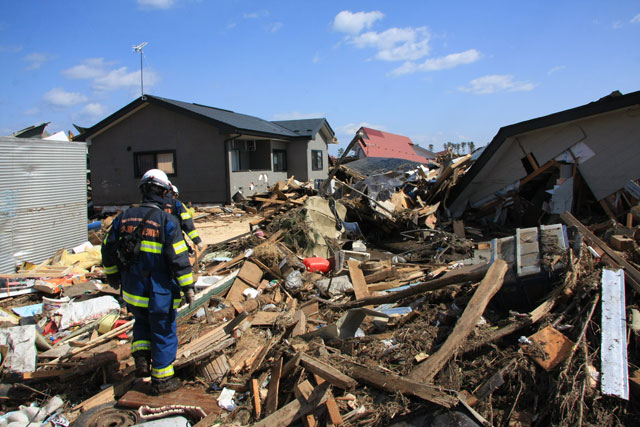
top-left (133, 150), bottom-right (177, 178)
top-left (311, 149), bottom-right (323, 171)
top-left (272, 149), bottom-right (287, 172)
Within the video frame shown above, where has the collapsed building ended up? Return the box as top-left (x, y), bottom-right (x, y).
top-left (0, 91), bottom-right (639, 426)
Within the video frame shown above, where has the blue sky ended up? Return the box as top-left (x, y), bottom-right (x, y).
top-left (1, 1), bottom-right (639, 155)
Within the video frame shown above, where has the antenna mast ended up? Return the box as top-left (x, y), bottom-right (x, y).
top-left (132, 42), bottom-right (148, 98)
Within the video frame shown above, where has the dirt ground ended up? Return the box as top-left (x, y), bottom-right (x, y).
top-left (194, 215), bottom-right (259, 246)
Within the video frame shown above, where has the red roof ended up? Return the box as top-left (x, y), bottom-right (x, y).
top-left (358, 127), bottom-right (429, 163)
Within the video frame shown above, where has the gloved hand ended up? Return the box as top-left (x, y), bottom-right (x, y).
top-left (197, 241), bottom-right (205, 251)
top-left (185, 288), bottom-right (195, 306)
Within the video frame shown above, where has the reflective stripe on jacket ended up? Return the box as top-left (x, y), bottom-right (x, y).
top-left (102, 195), bottom-right (194, 313)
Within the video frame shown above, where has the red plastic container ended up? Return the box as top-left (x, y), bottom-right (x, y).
top-left (303, 257), bottom-right (330, 273)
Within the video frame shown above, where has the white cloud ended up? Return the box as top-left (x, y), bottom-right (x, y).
top-left (351, 26), bottom-right (431, 61)
top-left (631, 14), bottom-right (640, 24)
top-left (43, 88), bottom-right (88, 107)
top-left (312, 52), bottom-right (321, 63)
top-left (333, 10), bottom-right (384, 35)
top-left (612, 21), bottom-right (624, 29)
top-left (244, 10), bottom-right (269, 19)
top-left (92, 67), bottom-right (159, 92)
top-left (458, 74), bottom-right (536, 95)
top-left (547, 65), bottom-right (566, 75)
top-left (62, 58), bottom-right (112, 79)
top-left (273, 111), bottom-right (325, 120)
top-left (390, 49), bottom-right (481, 76)
top-left (23, 52), bottom-right (53, 70)
top-left (227, 22), bottom-right (237, 30)
top-left (267, 22), bottom-right (283, 33)
top-left (80, 103), bottom-right (108, 118)
top-left (138, 0), bottom-right (176, 9)
top-left (23, 107), bottom-right (39, 116)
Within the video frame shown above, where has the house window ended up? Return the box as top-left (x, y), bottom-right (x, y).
top-left (134, 151), bottom-right (176, 177)
top-left (230, 139), bottom-right (271, 172)
top-left (273, 149), bottom-right (287, 172)
top-left (312, 150), bottom-right (323, 170)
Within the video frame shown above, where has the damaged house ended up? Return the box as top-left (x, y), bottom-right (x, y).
top-left (350, 127), bottom-right (434, 163)
top-left (75, 95), bottom-right (335, 205)
top-left (447, 90), bottom-right (640, 226)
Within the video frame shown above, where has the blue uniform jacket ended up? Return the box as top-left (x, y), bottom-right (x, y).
top-left (102, 194), bottom-right (194, 313)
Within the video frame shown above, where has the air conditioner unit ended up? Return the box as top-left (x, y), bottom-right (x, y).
top-left (246, 140), bottom-right (256, 151)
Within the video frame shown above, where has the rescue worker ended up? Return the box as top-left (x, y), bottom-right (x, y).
top-left (102, 169), bottom-right (196, 395)
top-left (163, 183), bottom-right (205, 252)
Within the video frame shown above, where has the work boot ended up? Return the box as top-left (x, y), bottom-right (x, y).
top-left (134, 355), bottom-right (151, 378)
top-left (151, 376), bottom-right (181, 395)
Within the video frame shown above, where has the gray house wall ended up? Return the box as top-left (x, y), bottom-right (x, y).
top-left (228, 139), bottom-right (289, 197)
top-left (307, 131), bottom-right (330, 183)
top-left (288, 139), bottom-right (309, 181)
top-left (89, 104), bottom-right (227, 205)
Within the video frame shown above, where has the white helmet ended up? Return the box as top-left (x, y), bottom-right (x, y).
top-left (171, 184), bottom-right (179, 197)
top-left (140, 169), bottom-right (172, 191)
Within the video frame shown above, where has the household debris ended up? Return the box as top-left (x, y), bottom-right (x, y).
top-left (1, 131), bottom-right (639, 426)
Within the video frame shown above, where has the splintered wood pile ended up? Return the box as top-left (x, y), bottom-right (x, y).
top-left (2, 168), bottom-right (640, 426)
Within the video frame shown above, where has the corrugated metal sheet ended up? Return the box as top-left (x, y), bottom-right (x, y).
top-left (0, 136), bottom-right (87, 273)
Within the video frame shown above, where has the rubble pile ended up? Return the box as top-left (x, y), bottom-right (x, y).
top-left (1, 156), bottom-right (639, 427)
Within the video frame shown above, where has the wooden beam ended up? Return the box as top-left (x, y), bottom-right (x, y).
top-left (348, 364), bottom-right (458, 408)
top-left (294, 380), bottom-right (318, 427)
top-left (342, 263), bottom-right (490, 309)
top-left (409, 260), bottom-right (508, 383)
top-left (299, 354), bottom-right (357, 390)
top-left (325, 398), bottom-right (344, 426)
top-left (264, 357), bottom-right (283, 416)
top-left (347, 260), bottom-right (369, 301)
top-left (251, 378), bottom-right (261, 420)
top-left (253, 382), bottom-right (332, 427)
top-left (520, 159), bottom-right (558, 187)
top-left (561, 211), bottom-right (640, 293)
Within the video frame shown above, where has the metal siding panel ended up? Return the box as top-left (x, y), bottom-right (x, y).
top-left (0, 137), bottom-right (87, 273)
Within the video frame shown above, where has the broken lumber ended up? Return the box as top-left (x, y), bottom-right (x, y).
top-left (409, 259), bottom-right (508, 383)
top-left (299, 353), bottom-right (357, 389)
top-left (253, 382), bottom-right (332, 427)
top-left (561, 211), bottom-right (640, 292)
top-left (347, 260), bottom-right (369, 300)
top-left (347, 364), bottom-right (458, 408)
top-left (342, 263), bottom-right (490, 309)
top-left (264, 357), bottom-right (283, 416)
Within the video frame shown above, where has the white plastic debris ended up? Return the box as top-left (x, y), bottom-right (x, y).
top-left (217, 387), bottom-right (236, 412)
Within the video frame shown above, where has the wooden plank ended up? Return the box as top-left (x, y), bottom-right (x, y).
top-left (237, 261), bottom-right (264, 288)
top-left (343, 262), bottom-right (490, 309)
top-left (251, 311), bottom-right (279, 326)
top-left (325, 398), bottom-right (343, 426)
top-left (409, 260), bottom-right (508, 383)
top-left (348, 364), bottom-right (457, 408)
top-left (367, 280), bottom-right (400, 292)
top-left (251, 378), bottom-right (262, 420)
top-left (291, 310), bottom-right (307, 337)
top-left (520, 159), bottom-right (558, 187)
top-left (118, 388), bottom-right (221, 416)
top-left (363, 267), bottom-right (395, 284)
top-left (347, 260), bottom-right (369, 301)
top-left (281, 352), bottom-right (302, 378)
top-left (254, 382), bottom-right (331, 427)
top-left (299, 354), bottom-right (357, 389)
top-left (264, 357), bottom-right (283, 416)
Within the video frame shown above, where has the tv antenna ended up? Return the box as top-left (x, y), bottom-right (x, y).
top-left (132, 42), bottom-right (148, 98)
